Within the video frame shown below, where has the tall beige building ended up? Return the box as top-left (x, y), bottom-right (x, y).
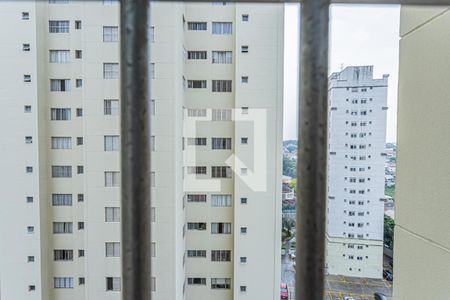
top-left (394, 6), bottom-right (450, 299)
top-left (0, 1), bottom-right (284, 300)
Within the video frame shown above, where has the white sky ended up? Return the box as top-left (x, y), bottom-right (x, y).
top-left (283, 4), bottom-right (400, 143)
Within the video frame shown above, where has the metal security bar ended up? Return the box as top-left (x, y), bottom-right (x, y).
top-left (119, 1), bottom-right (450, 300)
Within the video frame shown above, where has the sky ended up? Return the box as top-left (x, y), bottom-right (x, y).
top-left (283, 4), bottom-right (400, 143)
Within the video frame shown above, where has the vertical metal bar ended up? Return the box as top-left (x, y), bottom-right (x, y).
top-left (120, 0), bottom-right (151, 299)
top-left (296, 0), bottom-right (330, 299)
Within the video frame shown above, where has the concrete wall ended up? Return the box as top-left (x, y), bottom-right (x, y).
top-left (394, 6), bottom-right (450, 300)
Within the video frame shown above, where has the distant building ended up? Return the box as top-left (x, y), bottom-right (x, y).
top-left (326, 66), bottom-right (388, 279)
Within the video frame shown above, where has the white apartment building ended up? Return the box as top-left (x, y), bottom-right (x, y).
top-left (326, 66), bottom-right (388, 278)
top-left (0, 1), bottom-right (283, 300)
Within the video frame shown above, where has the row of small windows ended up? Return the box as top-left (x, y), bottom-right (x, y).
top-left (346, 98), bottom-right (372, 104)
top-left (347, 87), bottom-right (373, 92)
top-left (185, 137), bottom-right (248, 148)
top-left (186, 79), bottom-right (232, 92)
top-left (187, 222), bottom-right (248, 235)
top-left (187, 50), bottom-right (233, 64)
top-left (187, 22), bottom-right (232, 35)
top-left (187, 278), bottom-right (231, 289)
top-left (187, 194), bottom-right (232, 206)
top-left (48, 100), bottom-right (119, 122)
top-left (187, 107), bottom-right (249, 118)
top-left (187, 194), bottom-right (248, 205)
top-left (187, 250), bottom-right (232, 261)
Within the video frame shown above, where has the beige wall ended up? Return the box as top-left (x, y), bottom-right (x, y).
top-left (394, 6), bottom-right (450, 300)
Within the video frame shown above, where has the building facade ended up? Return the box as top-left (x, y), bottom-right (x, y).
top-left (326, 66), bottom-right (388, 278)
top-left (394, 6), bottom-right (450, 299)
top-left (0, 1), bottom-right (283, 299)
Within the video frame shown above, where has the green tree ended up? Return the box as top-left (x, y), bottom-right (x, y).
top-left (283, 156), bottom-right (296, 178)
top-left (384, 215), bottom-right (395, 249)
top-left (289, 179), bottom-right (297, 191)
top-left (282, 218), bottom-right (295, 256)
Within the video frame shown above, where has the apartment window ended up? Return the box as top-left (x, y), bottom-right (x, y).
top-left (187, 22), bottom-right (207, 31)
top-left (212, 80), bottom-right (232, 92)
top-left (77, 137), bottom-right (83, 145)
top-left (212, 22), bottom-right (232, 35)
top-left (240, 197), bottom-right (247, 204)
top-left (52, 194), bottom-right (72, 206)
top-left (54, 277), bottom-right (73, 289)
top-left (188, 51), bottom-right (207, 60)
top-left (105, 171), bottom-right (120, 187)
top-left (26, 166), bottom-right (33, 173)
top-left (49, 0), bottom-right (70, 3)
top-left (104, 63), bottom-right (119, 79)
top-left (104, 135), bottom-right (120, 151)
top-left (151, 277), bottom-right (156, 292)
top-left (241, 227), bottom-right (248, 234)
top-left (76, 108), bottom-right (83, 117)
top-left (211, 166), bottom-right (232, 178)
top-left (25, 136), bottom-right (32, 144)
top-left (50, 79), bottom-right (70, 91)
top-left (187, 137), bottom-right (207, 146)
top-left (106, 277), bottom-right (121, 291)
top-left (22, 12), bottom-right (30, 20)
top-left (76, 79), bottom-right (82, 87)
top-left (187, 108), bottom-right (206, 117)
top-left (23, 43), bottom-right (31, 51)
top-left (77, 194), bottom-right (84, 202)
top-left (211, 278), bottom-right (231, 289)
top-left (212, 51), bottom-right (232, 64)
top-left (241, 137), bottom-right (248, 144)
top-left (240, 256), bottom-right (247, 263)
top-left (53, 222), bottom-right (73, 234)
top-left (187, 166), bottom-right (207, 175)
top-left (103, 26), bottom-right (119, 42)
top-left (26, 196), bottom-right (33, 203)
top-left (211, 194), bottom-right (232, 207)
top-left (50, 109), bottom-right (70, 122)
top-left (211, 137), bottom-right (231, 150)
top-left (242, 76), bottom-right (249, 83)
top-left (211, 250), bottom-right (231, 262)
top-left (78, 222), bottom-right (84, 230)
top-left (104, 99), bottom-right (119, 115)
top-left (74, 20), bottom-right (81, 29)
top-left (242, 14), bottom-right (249, 21)
top-left (241, 45), bottom-right (249, 53)
top-left (52, 166), bottom-right (72, 178)
top-left (105, 207), bottom-right (120, 222)
top-left (187, 194), bottom-right (207, 203)
top-left (78, 249), bottom-right (85, 257)
top-left (150, 26), bottom-right (155, 42)
top-left (54, 250), bottom-right (73, 261)
top-left (27, 226), bottom-right (34, 234)
top-left (79, 277), bottom-right (85, 285)
top-left (75, 50), bottom-right (82, 59)
top-left (212, 109), bottom-right (232, 121)
top-left (106, 242), bottom-right (120, 257)
top-left (187, 278), bottom-right (206, 285)
top-left (49, 20), bottom-right (69, 33)
top-left (151, 172), bottom-right (155, 187)
top-left (24, 75), bottom-right (31, 82)
top-left (241, 107), bottom-right (249, 115)
top-left (150, 63), bottom-right (155, 79)
top-left (49, 50), bottom-right (70, 63)
top-left (187, 250), bottom-right (206, 258)
top-left (240, 286), bottom-right (247, 292)
top-left (187, 222), bottom-right (207, 230)
top-left (211, 222), bottom-right (231, 234)
top-left (151, 242), bottom-right (156, 257)
top-left (150, 99), bottom-right (155, 115)
top-left (187, 80), bottom-right (207, 89)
